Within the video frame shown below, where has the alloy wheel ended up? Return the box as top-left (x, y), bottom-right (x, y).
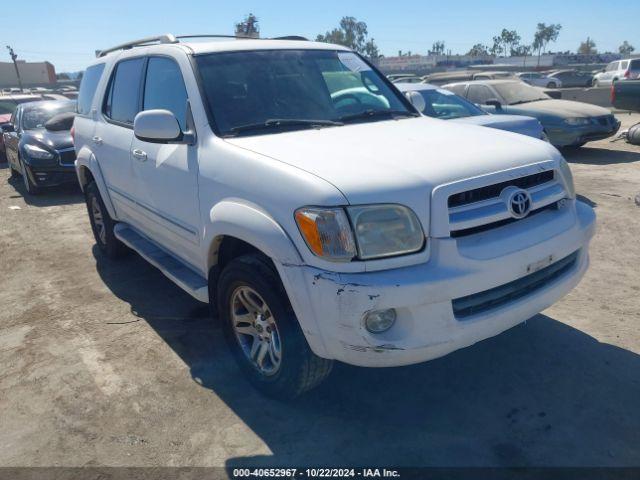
top-left (91, 197), bottom-right (107, 245)
top-left (230, 286), bottom-right (282, 376)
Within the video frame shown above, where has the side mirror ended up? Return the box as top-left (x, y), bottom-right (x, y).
top-left (485, 99), bottom-right (502, 110)
top-left (134, 109), bottom-right (182, 143)
top-left (404, 91), bottom-right (426, 113)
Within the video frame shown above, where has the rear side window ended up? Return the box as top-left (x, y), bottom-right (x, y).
top-left (104, 57), bottom-right (145, 125)
top-left (77, 63), bottom-right (105, 115)
top-left (620, 60), bottom-right (629, 70)
top-left (143, 57), bottom-right (188, 131)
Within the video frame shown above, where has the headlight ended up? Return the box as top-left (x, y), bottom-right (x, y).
top-left (564, 117), bottom-right (591, 126)
top-left (24, 144), bottom-right (54, 159)
top-left (347, 204), bottom-right (424, 259)
top-left (295, 204), bottom-right (425, 261)
top-left (558, 158), bottom-right (576, 198)
top-left (294, 207), bottom-right (356, 262)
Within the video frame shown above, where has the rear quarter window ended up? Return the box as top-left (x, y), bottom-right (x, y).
top-left (77, 63), bottom-right (105, 115)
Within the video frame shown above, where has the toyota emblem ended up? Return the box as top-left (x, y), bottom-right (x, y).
top-left (507, 189), bottom-right (532, 219)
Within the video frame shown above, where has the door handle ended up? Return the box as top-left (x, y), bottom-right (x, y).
top-left (92, 136), bottom-right (103, 145)
top-left (132, 148), bottom-right (147, 161)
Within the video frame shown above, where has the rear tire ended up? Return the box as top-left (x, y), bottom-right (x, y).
top-left (217, 253), bottom-right (333, 399)
top-left (85, 181), bottom-right (128, 259)
top-left (546, 81), bottom-right (557, 89)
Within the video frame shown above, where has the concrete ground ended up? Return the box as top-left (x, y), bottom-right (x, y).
top-left (1, 114), bottom-right (639, 469)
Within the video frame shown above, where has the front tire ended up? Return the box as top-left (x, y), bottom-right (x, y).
top-left (20, 157), bottom-right (40, 195)
top-left (217, 253), bottom-right (333, 399)
top-left (85, 181), bottom-right (128, 259)
top-left (546, 81), bottom-right (557, 89)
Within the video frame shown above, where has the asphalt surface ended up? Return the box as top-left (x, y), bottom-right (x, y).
top-left (1, 114), bottom-right (639, 470)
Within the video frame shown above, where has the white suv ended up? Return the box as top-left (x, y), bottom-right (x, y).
top-left (73, 34), bottom-right (595, 398)
top-left (593, 59), bottom-right (640, 86)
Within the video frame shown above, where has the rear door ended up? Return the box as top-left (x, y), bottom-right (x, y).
top-left (128, 55), bottom-right (201, 266)
top-left (93, 57), bottom-right (145, 223)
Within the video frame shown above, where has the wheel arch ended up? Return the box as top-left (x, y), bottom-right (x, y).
top-left (75, 147), bottom-right (117, 219)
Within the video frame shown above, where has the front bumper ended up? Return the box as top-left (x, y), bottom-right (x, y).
top-left (278, 200), bottom-right (596, 367)
top-left (546, 119), bottom-right (621, 147)
top-left (23, 162), bottom-right (78, 188)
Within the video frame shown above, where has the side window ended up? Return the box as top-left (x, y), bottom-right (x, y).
top-left (104, 57), bottom-right (145, 125)
top-left (77, 63), bottom-right (105, 115)
top-left (143, 57), bottom-right (188, 131)
top-left (620, 60), bottom-right (629, 70)
top-left (467, 85), bottom-right (495, 104)
top-left (606, 62), bottom-right (617, 72)
top-left (445, 84), bottom-right (466, 96)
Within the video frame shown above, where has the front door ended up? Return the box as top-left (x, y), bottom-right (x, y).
top-left (129, 56), bottom-right (201, 268)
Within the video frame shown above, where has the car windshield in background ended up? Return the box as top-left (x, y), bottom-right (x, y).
top-left (416, 89), bottom-right (486, 119)
top-left (22, 102), bottom-right (76, 130)
top-left (195, 49), bottom-right (414, 137)
top-left (493, 82), bottom-right (550, 105)
top-left (0, 97), bottom-right (39, 115)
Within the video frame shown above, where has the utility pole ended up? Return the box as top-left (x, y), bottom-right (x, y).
top-left (6, 45), bottom-right (24, 92)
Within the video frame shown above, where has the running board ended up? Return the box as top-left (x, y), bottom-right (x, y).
top-left (113, 224), bottom-right (209, 303)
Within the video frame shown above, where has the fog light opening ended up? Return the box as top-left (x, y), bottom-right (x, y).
top-left (364, 308), bottom-right (397, 334)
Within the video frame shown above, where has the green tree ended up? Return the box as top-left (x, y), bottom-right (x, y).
top-left (316, 16), bottom-right (379, 59)
top-left (578, 37), bottom-right (597, 55)
top-left (533, 23), bottom-right (562, 66)
top-left (466, 44), bottom-right (489, 56)
top-left (235, 13), bottom-right (259, 38)
top-left (431, 41), bottom-right (445, 55)
top-left (619, 41), bottom-right (635, 55)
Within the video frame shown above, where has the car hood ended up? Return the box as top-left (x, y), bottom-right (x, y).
top-left (451, 114), bottom-right (543, 138)
top-left (23, 129), bottom-right (73, 151)
top-left (224, 116), bottom-right (559, 207)
top-left (505, 99), bottom-right (611, 118)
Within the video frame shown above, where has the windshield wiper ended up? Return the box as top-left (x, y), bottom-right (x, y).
top-left (509, 98), bottom-right (547, 105)
top-left (228, 118), bottom-right (343, 136)
top-left (337, 109), bottom-right (419, 123)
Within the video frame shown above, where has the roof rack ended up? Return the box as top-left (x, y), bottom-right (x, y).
top-left (96, 34), bottom-right (178, 57)
top-left (96, 33), bottom-right (309, 58)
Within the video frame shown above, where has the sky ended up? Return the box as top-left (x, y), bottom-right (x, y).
top-left (2, 0), bottom-right (639, 72)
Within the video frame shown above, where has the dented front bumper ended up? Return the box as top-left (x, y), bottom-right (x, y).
top-left (278, 200), bottom-right (596, 367)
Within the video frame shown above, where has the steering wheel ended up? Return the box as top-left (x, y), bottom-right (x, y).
top-left (333, 93), bottom-right (363, 108)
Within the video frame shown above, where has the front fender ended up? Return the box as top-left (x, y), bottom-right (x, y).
top-left (207, 201), bottom-right (331, 358)
top-left (208, 200), bottom-right (303, 269)
top-left (75, 146), bottom-right (117, 219)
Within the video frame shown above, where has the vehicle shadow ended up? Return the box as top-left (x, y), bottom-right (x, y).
top-left (6, 173), bottom-right (84, 206)
top-left (562, 146), bottom-right (640, 165)
top-left (93, 247), bottom-right (640, 468)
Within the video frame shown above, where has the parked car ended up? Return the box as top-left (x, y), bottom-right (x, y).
top-left (592, 59), bottom-right (640, 86)
top-left (391, 76), bottom-right (423, 84)
top-left (0, 94), bottom-right (43, 162)
top-left (426, 70), bottom-right (514, 85)
top-left (546, 69), bottom-right (593, 88)
top-left (396, 83), bottom-right (545, 140)
top-left (611, 79), bottom-right (640, 112)
top-left (74, 34), bottom-right (594, 398)
top-left (444, 80), bottom-right (621, 147)
top-left (516, 72), bottom-right (550, 87)
top-left (3, 100), bottom-right (77, 194)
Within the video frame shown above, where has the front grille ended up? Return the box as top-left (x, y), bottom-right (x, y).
top-left (451, 201), bottom-right (559, 238)
top-left (452, 251), bottom-right (579, 319)
top-left (448, 171), bottom-right (554, 208)
top-left (57, 148), bottom-right (76, 166)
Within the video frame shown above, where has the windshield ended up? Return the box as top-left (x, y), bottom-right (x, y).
top-left (195, 49), bottom-right (413, 136)
top-left (492, 82), bottom-right (550, 105)
top-left (414, 88), bottom-right (486, 119)
top-left (21, 102), bottom-right (76, 130)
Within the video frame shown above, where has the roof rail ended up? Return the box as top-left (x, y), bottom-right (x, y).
top-left (96, 34), bottom-right (178, 57)
top-left (95, 33), bottom-right (310, 57)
